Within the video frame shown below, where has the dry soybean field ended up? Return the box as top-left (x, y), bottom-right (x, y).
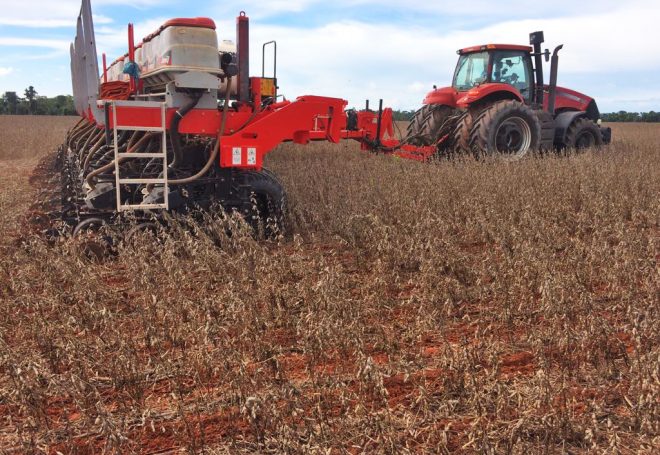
top-left (0, 116), bottom-right (658, 453)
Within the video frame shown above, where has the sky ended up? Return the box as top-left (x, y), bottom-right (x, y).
top-left (0, 0), bottom-right (659, 112)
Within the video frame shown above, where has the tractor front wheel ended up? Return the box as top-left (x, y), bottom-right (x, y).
top-left (468, 100), bottom-right (541, 160)
top-left (563, 117), bottom-right (604, 150)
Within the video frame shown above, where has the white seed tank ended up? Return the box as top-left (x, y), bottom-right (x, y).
top-left (102, 18), bottom-right (236, 96)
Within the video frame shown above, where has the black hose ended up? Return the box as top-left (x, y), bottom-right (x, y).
top-left (169, 92), bottom-right (203, 169)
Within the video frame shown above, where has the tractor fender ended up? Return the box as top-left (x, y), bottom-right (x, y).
top-left (553, 110), bottom-right (587, 144)
top-left (455, 83), bottom-right (523, 109)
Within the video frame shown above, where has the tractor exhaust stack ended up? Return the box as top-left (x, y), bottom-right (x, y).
top-left (547, 45), bottom-right (563, 115)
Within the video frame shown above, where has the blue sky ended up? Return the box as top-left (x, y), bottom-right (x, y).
top-left (0, 0), bottom-right (659, 112)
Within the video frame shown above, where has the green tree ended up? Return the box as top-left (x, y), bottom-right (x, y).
top-left (641, 111), bottom-right (660, 122)
top-left (56, 95), bottom-right (76, 115)
top-left (391, 110), bottom-right (415, 121)
top-left (24, 85), bottom-right (38, 114)
top-left (2, 91), bottom-right (20, 115)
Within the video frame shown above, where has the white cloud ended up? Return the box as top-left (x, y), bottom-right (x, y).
top-left (213, 0), bottom-right (655, 22)
top-left (0, 67), bottom-right (13, 76)
top-left (1, 0), bottom-right (657, 111)
top-left (210, 1), bottom-right (660, 110)
top-left (94, 17), bottom-right (169, 55)
top-left (212, 0), bottom-right (320, 19)
top-left (0, 0), bottom-right (165, 28)
top-left (0, 37), bottom-right (70, 51)
top-left (336, 0), bottom-right (649, 16)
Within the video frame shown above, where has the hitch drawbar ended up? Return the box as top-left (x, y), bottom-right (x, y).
top-left (351, 99), bottom-right (441, 161)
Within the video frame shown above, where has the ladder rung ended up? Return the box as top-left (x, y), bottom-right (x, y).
top-left (117, 152), bottom-right (167, 158)
top-left (119, 203), bottom-right (168, 211)
top-left (118, 178), bottom-right (166, 184)
top-left (115, 126), bottom-right (166, 132)
top-left (113, 101), bottom-right (169, 212)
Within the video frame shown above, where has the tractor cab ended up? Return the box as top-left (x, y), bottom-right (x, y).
top-left (452, 45), bottom-right (534, 103)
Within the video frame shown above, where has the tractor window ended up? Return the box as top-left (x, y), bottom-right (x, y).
top-left (491, 51), bottom-right (532, 99)
top-left (453, 52), bottom-right (489, 91)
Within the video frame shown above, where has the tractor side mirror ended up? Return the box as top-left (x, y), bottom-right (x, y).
top-left (544, 49), bottom-right (550, 62)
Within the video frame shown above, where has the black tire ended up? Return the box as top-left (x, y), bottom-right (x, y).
top-left (563, 117), bottom-right (604, 150)
top-left (536, 110), bottom-right (556, 152)
top-left (72, 217), bottom-right (112, 260)
top-left (468, 100), bottom-right (541, 160)
top-left (452, 109), bottom-right (476, 152)
top-left (72, 217), bottom-right (107, 236)
top-left (406, 104), bottom-right (457, 146)
top-left (237, 168), bottom-right (287, 238)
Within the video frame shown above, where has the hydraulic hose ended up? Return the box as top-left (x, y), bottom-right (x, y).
top-left (69, 118), bottom-right (90, 140)
top-left (86, 77), bottom-right (231, 192)
top-left (168, 76), bottom-right (232, 185)
top-left (85, 132), bottom-right (156, 189)
top-left (83, 130), bottom-right (136, 174)
top-left (81, 131), bottom-right (106, 172)
top-left (66, 118), bottom-right (87, 144)
top-left (69, 122), bottom-right (95, 151)
top-left (169, 92), bottom-right (203, 169)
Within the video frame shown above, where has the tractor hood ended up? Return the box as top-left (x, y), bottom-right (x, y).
top-left (547, 85), bottom-right (594, 114)
top-left (422, 86), bottom-right (460, 106)
top-left (422, 83), bottom-right (524, 108)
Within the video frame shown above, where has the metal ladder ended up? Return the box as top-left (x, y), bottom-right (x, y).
top-left (112, 100), bottom-right (169, 212)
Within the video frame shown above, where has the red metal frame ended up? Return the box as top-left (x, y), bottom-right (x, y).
top-left (127, 23), bottom-right (136, 93)
top-left (102, 53), bottom-right (107, 84)
top-left (105, 91), bottom-right (397, 170)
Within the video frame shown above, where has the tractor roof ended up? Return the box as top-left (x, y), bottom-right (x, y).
top-left (458, 44), bottom-right (532, 54)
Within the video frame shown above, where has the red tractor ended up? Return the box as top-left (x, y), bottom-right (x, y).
top-left (406, 31), bottom-right (611, 158)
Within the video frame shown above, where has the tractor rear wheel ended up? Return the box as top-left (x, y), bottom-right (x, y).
top-left (563, 117), bottom-right (604, 150)
top-left (406, 104), bottom-right (457, 146)
top-left (468, 100), bottom-right (541, 160)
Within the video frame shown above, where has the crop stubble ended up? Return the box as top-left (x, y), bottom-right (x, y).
top-left (0, 117), bottom-right (658, 453)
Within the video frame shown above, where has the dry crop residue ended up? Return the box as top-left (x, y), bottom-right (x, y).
top-left (0, 119), bottom-right (658, 453)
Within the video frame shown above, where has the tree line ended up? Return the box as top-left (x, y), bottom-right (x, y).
top-left (2, 86), bottom-right (659, 121)
top-left (1, 87), bottom-right (76, 116)
top-left (600, 111), bottom-right (660, 122)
